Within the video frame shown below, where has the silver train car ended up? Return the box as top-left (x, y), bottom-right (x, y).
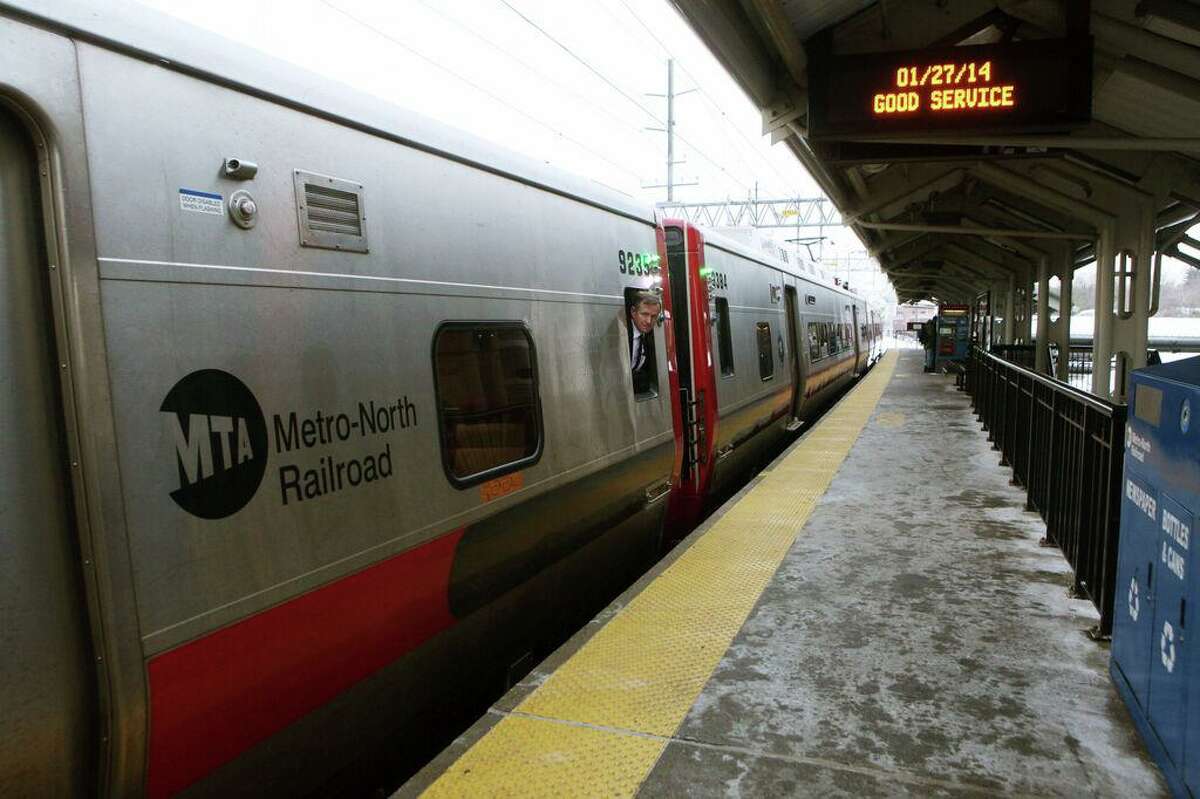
top-left (0, 2), bottom-right (883, 796)
top-left (660, 220), bottom-right (883, 532)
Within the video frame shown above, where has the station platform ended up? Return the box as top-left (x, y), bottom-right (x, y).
top-left (398, 349), bottom-right (1166, 798)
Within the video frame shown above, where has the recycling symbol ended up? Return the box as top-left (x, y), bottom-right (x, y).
top-left (1162, 620), bottom-right (1177, 673)
top-left (1128, 577), bottom-right (1140, 621)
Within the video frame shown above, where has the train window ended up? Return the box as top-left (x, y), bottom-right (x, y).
top-left (433, 322), bottom-right (542, 487)
top-left (756, 322), bottom-right (774, 380)
top-left (715, 297), bottom-right (734, 377)
top-left (625, 288), bottom-right (661, 400)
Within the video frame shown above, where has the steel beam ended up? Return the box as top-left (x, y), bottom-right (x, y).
top-left (655, 196), bottom-right (840, 228)
top-left (665, 0), bottom-right (776, 104)
top-left (842, 165), bottom-right (966, 222)
top-left (855, 220), bottom-right (1091, 240)
top-left (845, 135), bottom-right (1200, 151)
top-left (969, 162), bottom-right (1155, 398)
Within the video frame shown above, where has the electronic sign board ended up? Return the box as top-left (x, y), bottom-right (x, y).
top-left (808, 38), bottom-right (1092, 139)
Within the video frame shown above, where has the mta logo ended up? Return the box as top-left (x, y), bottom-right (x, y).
top-left (170, 413), bottom-right (257, 481)
top-left (160, 370), bottom-right (268, 519)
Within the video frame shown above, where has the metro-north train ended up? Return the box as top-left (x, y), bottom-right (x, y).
top-left (0, 2), bottom-right (884, 796)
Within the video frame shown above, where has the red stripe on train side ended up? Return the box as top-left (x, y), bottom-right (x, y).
top-left (145, 529), bottom-right (465, 798)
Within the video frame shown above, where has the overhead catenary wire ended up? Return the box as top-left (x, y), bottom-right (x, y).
top-left (495, 0), bottom-right (664, 126)
top-left (413, 0), bottom-right (656, 148)
top-left (605, 0), bottom-right (787, 187)
top-left (606, 0), bottom-right (792, 197)
top-left (605, 0), bottom-right (888, 292)
top-left (496, 0), bottom-right (754, 193)
top-left (319, 0), bottom-right (646, 183)
top-left (642, 54), bottom-right (766, 196)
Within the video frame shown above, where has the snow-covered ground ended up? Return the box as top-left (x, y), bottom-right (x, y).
top-left (1068, 313), bottom-right (1200, 341)
top-left (1070, 315), bottom-right (1199, 365)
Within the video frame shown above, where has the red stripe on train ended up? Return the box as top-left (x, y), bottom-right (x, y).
top-left (145, 529), bottom-right (465, 798)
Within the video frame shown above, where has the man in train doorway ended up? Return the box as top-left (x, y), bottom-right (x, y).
top-left (629, 292), bottom-right (661, 396)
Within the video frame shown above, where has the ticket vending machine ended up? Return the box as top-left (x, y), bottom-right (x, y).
top-left (934, 304), bottom-right (970, 366)
top-left (1111, 356), bottom-right (1200, 798)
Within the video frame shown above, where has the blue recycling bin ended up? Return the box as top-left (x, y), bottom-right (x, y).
top-left (934, 304), bottom-right (970, 367)
top-left (1111, 356), bottom-right (1200, 798)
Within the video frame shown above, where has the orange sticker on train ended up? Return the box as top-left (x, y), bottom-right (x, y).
top-left (480, 471), bottom-right (524, 502)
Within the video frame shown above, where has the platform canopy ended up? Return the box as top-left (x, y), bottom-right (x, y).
top-left (669, 0), bottom-right (1200, 398)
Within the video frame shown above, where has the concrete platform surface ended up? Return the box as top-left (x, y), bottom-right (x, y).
top-left (400, 350), bottom-right (1165, 797)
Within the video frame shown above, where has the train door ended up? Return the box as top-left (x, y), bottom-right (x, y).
top-left (0, 104), bottom-right (95, 796)
top-left (864, 309), bottom-right (873, 364)
top-left (851, 304), bottom-right (862, 374)
top-left (663, 224), bottom-right (697, 490)
top-left (783, 284), bottom-right (805, 425)
top-left (869, 309), bottom-right (877, 361)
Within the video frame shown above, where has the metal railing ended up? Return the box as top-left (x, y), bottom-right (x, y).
top-left (988, 344), bottom-right (1036, 370)
top-left (984, 343), bottom-right (1113, 391)
top-left (989, 341), bottom-right (1190, 393)
top-left (1052, 344), bottom-right (1100, 391)
top-left (962, 346), bottom-right (1127, 637)
top-left (987, 344), bottom-right (1106, 392)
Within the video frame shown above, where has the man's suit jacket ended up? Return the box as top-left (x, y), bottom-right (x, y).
top-left (631, 331), bottom-right (655, 396)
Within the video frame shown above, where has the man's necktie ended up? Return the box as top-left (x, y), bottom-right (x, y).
top-left (633, 335), bottom-right (643, 370)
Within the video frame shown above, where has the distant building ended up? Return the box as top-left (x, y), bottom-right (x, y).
top-left (894, 302), bottom-right (937, 334)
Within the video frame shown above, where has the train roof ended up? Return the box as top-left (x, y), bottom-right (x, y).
top-left (667, 220), bottom-right (859, 301)
top-left (0, 0), bottom-right (657, 227)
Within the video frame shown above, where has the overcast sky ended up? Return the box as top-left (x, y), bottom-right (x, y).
top-left (130, 0), bottom-right (819, 199)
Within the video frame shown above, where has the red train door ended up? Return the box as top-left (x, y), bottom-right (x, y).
top-left (783, 285), bottom-right (805, 427)
top-left (851, 304), bottom-right (862, 373)
top-left (661, 221), bottom-right (717, 537)
top-left (663, 224), bottom-right (697, 493)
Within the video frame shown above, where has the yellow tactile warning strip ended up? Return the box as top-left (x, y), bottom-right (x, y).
top-left (422, 351), bottom-right (899, 798)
